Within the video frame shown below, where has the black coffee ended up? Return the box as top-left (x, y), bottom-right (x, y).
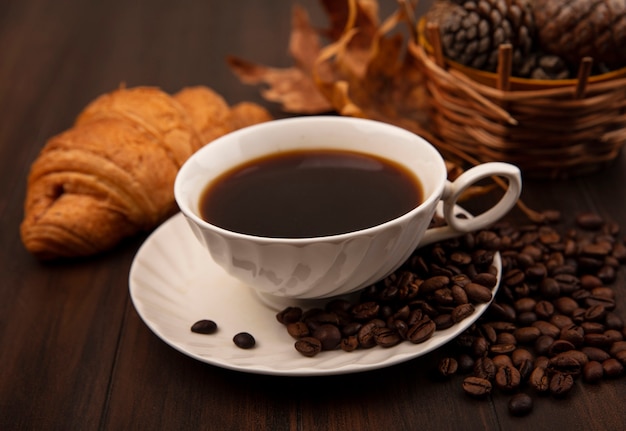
top-left (199, 149), bottom-right (423, 238)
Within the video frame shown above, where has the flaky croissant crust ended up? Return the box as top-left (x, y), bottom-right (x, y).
top-left (21, 85), bottom-right (272, 260)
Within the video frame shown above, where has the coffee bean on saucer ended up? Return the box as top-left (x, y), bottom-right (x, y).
top-left (295, 337), bottom-right (322, 357)
top-left (233, 332), bottom-right (256, 349)
top-left (191, 319), bottom-right (218, 334)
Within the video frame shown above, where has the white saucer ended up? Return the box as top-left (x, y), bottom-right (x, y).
top-left (129, 211), bottom-right (501, 376)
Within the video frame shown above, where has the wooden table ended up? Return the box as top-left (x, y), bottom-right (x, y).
top-left (2, 1), bottom-right (625, 430)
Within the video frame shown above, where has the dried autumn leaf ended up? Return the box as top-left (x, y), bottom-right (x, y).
top-left (312, 7), bottom-right (428, 128)
top-left (227, 5), bottom-right (331, 114)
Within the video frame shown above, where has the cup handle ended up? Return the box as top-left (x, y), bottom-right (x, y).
top-left (420, 162), bottom-right (522, 247)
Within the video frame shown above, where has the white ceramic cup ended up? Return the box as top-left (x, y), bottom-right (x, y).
top-left (175, 116), bottom-right (521, 300)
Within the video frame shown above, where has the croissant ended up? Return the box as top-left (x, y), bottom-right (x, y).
top-left (20, 85), bottom-right (272, 260)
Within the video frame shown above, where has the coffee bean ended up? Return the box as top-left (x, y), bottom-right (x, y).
top-left (431, 314), bottom-right (452, 330)
top-left (514, 326), bottom-right (541, 344)
top-left (464, 283), bottom-right (493, 303)
top-left (602, 358), bottom-right (624, 378)
top-left (373, 326), bottom-right (402, 348)
top-left (341, 321), bottom-right (362, 337)
top-left (313, 324), bottom-right (342, 351)
top-left (508, 393), bottom-right (533, 416)
top-left (548, 340), bottom-right (574, 357)
top-left (451, 303), bottom-right (475, 323)
top-left (420, 275), bottom-right (450, 293)
top-left (447, 283), bottom-right (467, 303)
top-left (470, 336), bottom-right (489, 358)
top-left (549, 372), bottom-right (574, 396)
top-left (560, 326), bottom-right (584, 347)
top-left (583, 361), bottom-right (604, 383)
top-left (490, 343), bottom-right (516, 355)
top-left (474, 357), bottom-right (496, 380)
top-left (496, 332), bottom-right (517, 346)
top-left (582, 346), bottom-right (611, 362)
top-left (357, 320), bottom-right (385, 349)
top-left (530, 366), bottom-right (549, 392)
top-left (340, 335), bottom-right (359, 352)
top-left (276, 306), bottom-right (303, 324)
top-left (495, 365), bottom-right (521, 391)
top-left (433, 288), bottom-right (455, 305)
top-left (584, 333), bottom-right (611, 348)
top-left (550, 350), bottom-right (588, 375)
top-left (580, 274), bottom-right (603, 290)
top-left (614, 350), bottom-right (626, 367)
top-left (438, 357), bottom-right (459, 377)
top-left (492, 354), bottom-right (513, 369)
top-left (532, 320), bottom-right (561, 338)
top-left (472, 272), bottom-right (498, 288)
top-left (462, 377), bottom-right (492, 397)
top-left (488, 303), bottom-right (517, 322)
top-left (351, 301), bottom-right (380, 320)
top-left (295, 337), bottom-right (322, 357)
top-left (233, 332), bottom-right (255, 349)
top-left (554, 297), bottom-right (579, 315)
top-left (585, 295), bottom-right (616, 310)
top-left (597, 265), bottom-right (616, 283)
top-left (539, 277), bottom-right (561, 298)
top-left (576, 212), bottom-right (604, 230)
top-left (511, 348), bottom-right (533, 367)
top-left (503, 268), bottom-right (525, 286)
top-left (286, 321), bottom-right (310, 338)
top-left (535, 335), bottom-right (555, 356)
top-left (584, 304), bottom-right (607, 322)
top-left (479, 323), bottom-right (498, 344)
top-left (457, 353), bottom-right (475, 373)
top-left (554, 273), bottom-right (580, 295)
top-left (580, 321), bottom-right (605, 334)
top-left (611, 340), bottom-right (626, 353)
top-left (407, 317), bottom-right (436, 344)
top-left (190, 319), bottom-right (218, 335)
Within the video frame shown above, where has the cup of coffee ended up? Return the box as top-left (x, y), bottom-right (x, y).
top-left (175, 116), bottom-right (521, 300)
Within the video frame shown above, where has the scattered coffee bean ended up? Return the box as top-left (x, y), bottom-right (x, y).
top-left (508, 393), bottom-right (533, 416)
top-left (233, 332), bottom-right (255, 349)
top-left (462, 376), bottom-right (492, 397)
top-left (191, 319), bottom-right (218, 334)
top-left (438, 357), bottom-right (459, 377)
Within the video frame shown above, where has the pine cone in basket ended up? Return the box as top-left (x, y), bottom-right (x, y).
top-left (533, 0), bottom-right (626, 70)
top-left (425, 0), bottom-right (535, 74)
top-left (517, 51), bottom-right (571, 80)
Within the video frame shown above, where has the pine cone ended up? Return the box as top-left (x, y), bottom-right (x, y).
top-left (533, 0), bottom-right (626, 70)
top-left (425, 0), bottom-right (535, 73)
top-left (517, 52), bottom-right (571, 80)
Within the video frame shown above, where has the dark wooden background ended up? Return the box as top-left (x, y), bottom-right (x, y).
top-left (1, 1), bottom-right (625, 430)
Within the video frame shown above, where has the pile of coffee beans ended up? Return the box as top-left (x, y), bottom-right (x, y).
top-left (276, 214), bottom-right (500, 356)
top-left (276, 211), bottom-right (626, 417)
top-left (438, 211), bottom-right (626, 416)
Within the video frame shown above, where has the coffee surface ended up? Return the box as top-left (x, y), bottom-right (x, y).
top-left (199, 149), bottom-right (423, 238)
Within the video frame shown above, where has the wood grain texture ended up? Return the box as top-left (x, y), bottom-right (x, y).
top-left (1, 1), bottom-right (625, 430)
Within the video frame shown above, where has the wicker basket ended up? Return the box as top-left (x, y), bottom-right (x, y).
top-left (409, 21), bottom-right (626, 178)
